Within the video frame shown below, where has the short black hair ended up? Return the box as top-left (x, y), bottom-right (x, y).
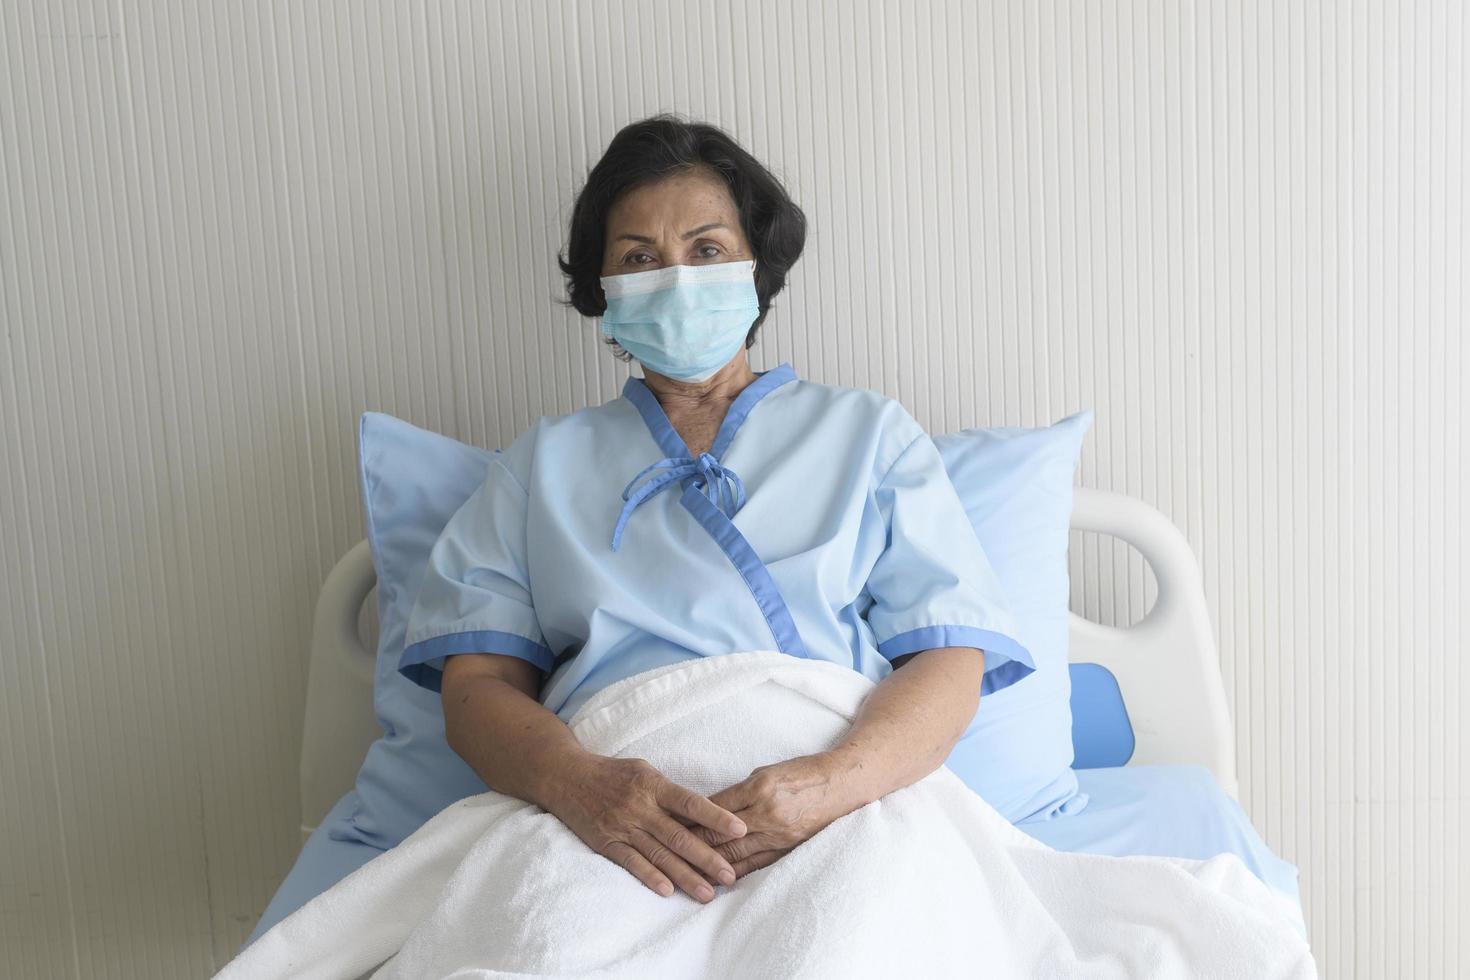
top-left (557, 113), bottom-right (807, 356)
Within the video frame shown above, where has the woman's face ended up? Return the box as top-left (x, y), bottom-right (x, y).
top-left (600, 167), bottom-right (756, 280)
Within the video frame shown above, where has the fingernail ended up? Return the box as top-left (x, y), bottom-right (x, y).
top-left (730, 820), bottom-right (747, 836)
top-left (718, 869), bottom-right (736, 886)
top-left (697, 885), bottom-right (715, 901)
top-left (658, 882), bottom-right (673, 897)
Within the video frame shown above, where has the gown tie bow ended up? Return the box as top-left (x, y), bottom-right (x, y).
top-left (612, 451), bottom-right (747, 552)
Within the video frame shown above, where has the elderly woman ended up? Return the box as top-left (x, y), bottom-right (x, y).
top-left (399, 114), bottom-right (1033, 906)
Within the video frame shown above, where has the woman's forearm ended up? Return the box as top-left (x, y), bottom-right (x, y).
top-left (443, 670), bottom-right (592, 810)
top-left (819, 646), bottom-right (986, 813)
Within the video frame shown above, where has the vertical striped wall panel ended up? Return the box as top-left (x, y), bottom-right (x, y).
top-left (1, 1), bottom-right (1463, 976)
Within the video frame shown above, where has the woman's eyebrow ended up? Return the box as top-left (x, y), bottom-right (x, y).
top-left (613, 223), bottom-right (730, 245)
top-left (680, 222), bottom-right (729, 239)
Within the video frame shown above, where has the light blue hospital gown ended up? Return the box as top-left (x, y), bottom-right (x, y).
top-left (400, 361), bottom-right (1033, 723)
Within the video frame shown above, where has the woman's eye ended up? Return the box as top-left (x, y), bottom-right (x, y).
top-left (619, 244), bottom-right (722, 265)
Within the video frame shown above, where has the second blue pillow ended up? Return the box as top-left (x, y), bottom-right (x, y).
top-left (935, 411), bottom-right (1094, 823)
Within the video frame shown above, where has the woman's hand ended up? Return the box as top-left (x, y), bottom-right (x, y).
top-left (689, 752), bottom-right (856, 878)
top-left (542, 751), bottom-right (749, 903)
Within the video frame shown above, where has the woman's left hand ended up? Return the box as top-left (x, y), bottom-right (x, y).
top-left (689, 752), bottom-right (856, 878)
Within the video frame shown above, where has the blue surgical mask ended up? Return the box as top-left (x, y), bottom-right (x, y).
top-left (599, 259), bottom-right (760, 382)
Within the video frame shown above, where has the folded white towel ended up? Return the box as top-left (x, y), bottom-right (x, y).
top-left (219, 651), bottom-right (1318, 979)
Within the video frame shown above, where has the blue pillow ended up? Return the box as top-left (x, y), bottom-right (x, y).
top-left (340, 409), bottom-right (1093, 848)
top-left (934, 411), bottom-right (1094, 823)
top-left (330, 413), bottom-right (495, 848)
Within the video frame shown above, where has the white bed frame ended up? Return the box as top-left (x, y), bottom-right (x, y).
top-left (297, 487), bottom-right (1237, 843)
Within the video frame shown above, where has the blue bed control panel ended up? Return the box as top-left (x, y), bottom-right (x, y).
top-left (1069, 662), bottom-right (1136, 769)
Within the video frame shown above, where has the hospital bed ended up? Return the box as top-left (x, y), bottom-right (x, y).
top-left (245, 486), bottom-right (1303, 948)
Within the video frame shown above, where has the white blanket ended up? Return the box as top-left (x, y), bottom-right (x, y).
top-left (220, 651), bottom-right (1317, 979)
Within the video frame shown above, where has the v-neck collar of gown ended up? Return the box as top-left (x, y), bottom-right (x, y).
top-left (622, 361), bottom-right (798, 461)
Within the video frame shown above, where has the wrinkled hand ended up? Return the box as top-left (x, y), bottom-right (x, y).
top-left (689, 753), bottom-right (852, 879)
top-left (547, 753), bottom-right (748, 903)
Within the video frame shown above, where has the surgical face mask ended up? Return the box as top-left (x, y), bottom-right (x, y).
top-left (598, 259), bottom-right (760, 383)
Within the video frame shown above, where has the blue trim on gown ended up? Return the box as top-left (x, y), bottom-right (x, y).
top-left (619, 363), bottom-right (810, 659)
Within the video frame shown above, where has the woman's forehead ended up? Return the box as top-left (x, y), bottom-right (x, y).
top-left (607, 169), bottom-right (737, 231)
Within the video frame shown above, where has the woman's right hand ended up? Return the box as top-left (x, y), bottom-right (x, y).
top-left (543, 751), bottom-right (748, 903)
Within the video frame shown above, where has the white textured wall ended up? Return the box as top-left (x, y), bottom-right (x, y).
top-left (2, 1), bottom-right (1464, 976)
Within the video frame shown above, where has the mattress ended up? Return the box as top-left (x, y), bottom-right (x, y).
top-left (242, 764), bottom-right (1304, 952)
top-left (1016, 764), bottom-right (1304, 915)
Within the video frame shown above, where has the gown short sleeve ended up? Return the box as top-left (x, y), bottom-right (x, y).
top-left (864, 429), bottom-right (1036, 697)
top-left (398, 455), bottom-right (556, 694)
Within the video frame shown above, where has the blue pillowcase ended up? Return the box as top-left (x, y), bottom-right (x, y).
top-left (331, 413), bottom-right (495, 848)
top-left (339, 408), bottom-right (1092, 848)
top-left (934, 411), bottom-right (1094, 823)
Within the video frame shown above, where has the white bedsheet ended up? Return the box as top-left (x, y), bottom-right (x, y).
top-left (219, 651), bottom-right (1317, 979)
